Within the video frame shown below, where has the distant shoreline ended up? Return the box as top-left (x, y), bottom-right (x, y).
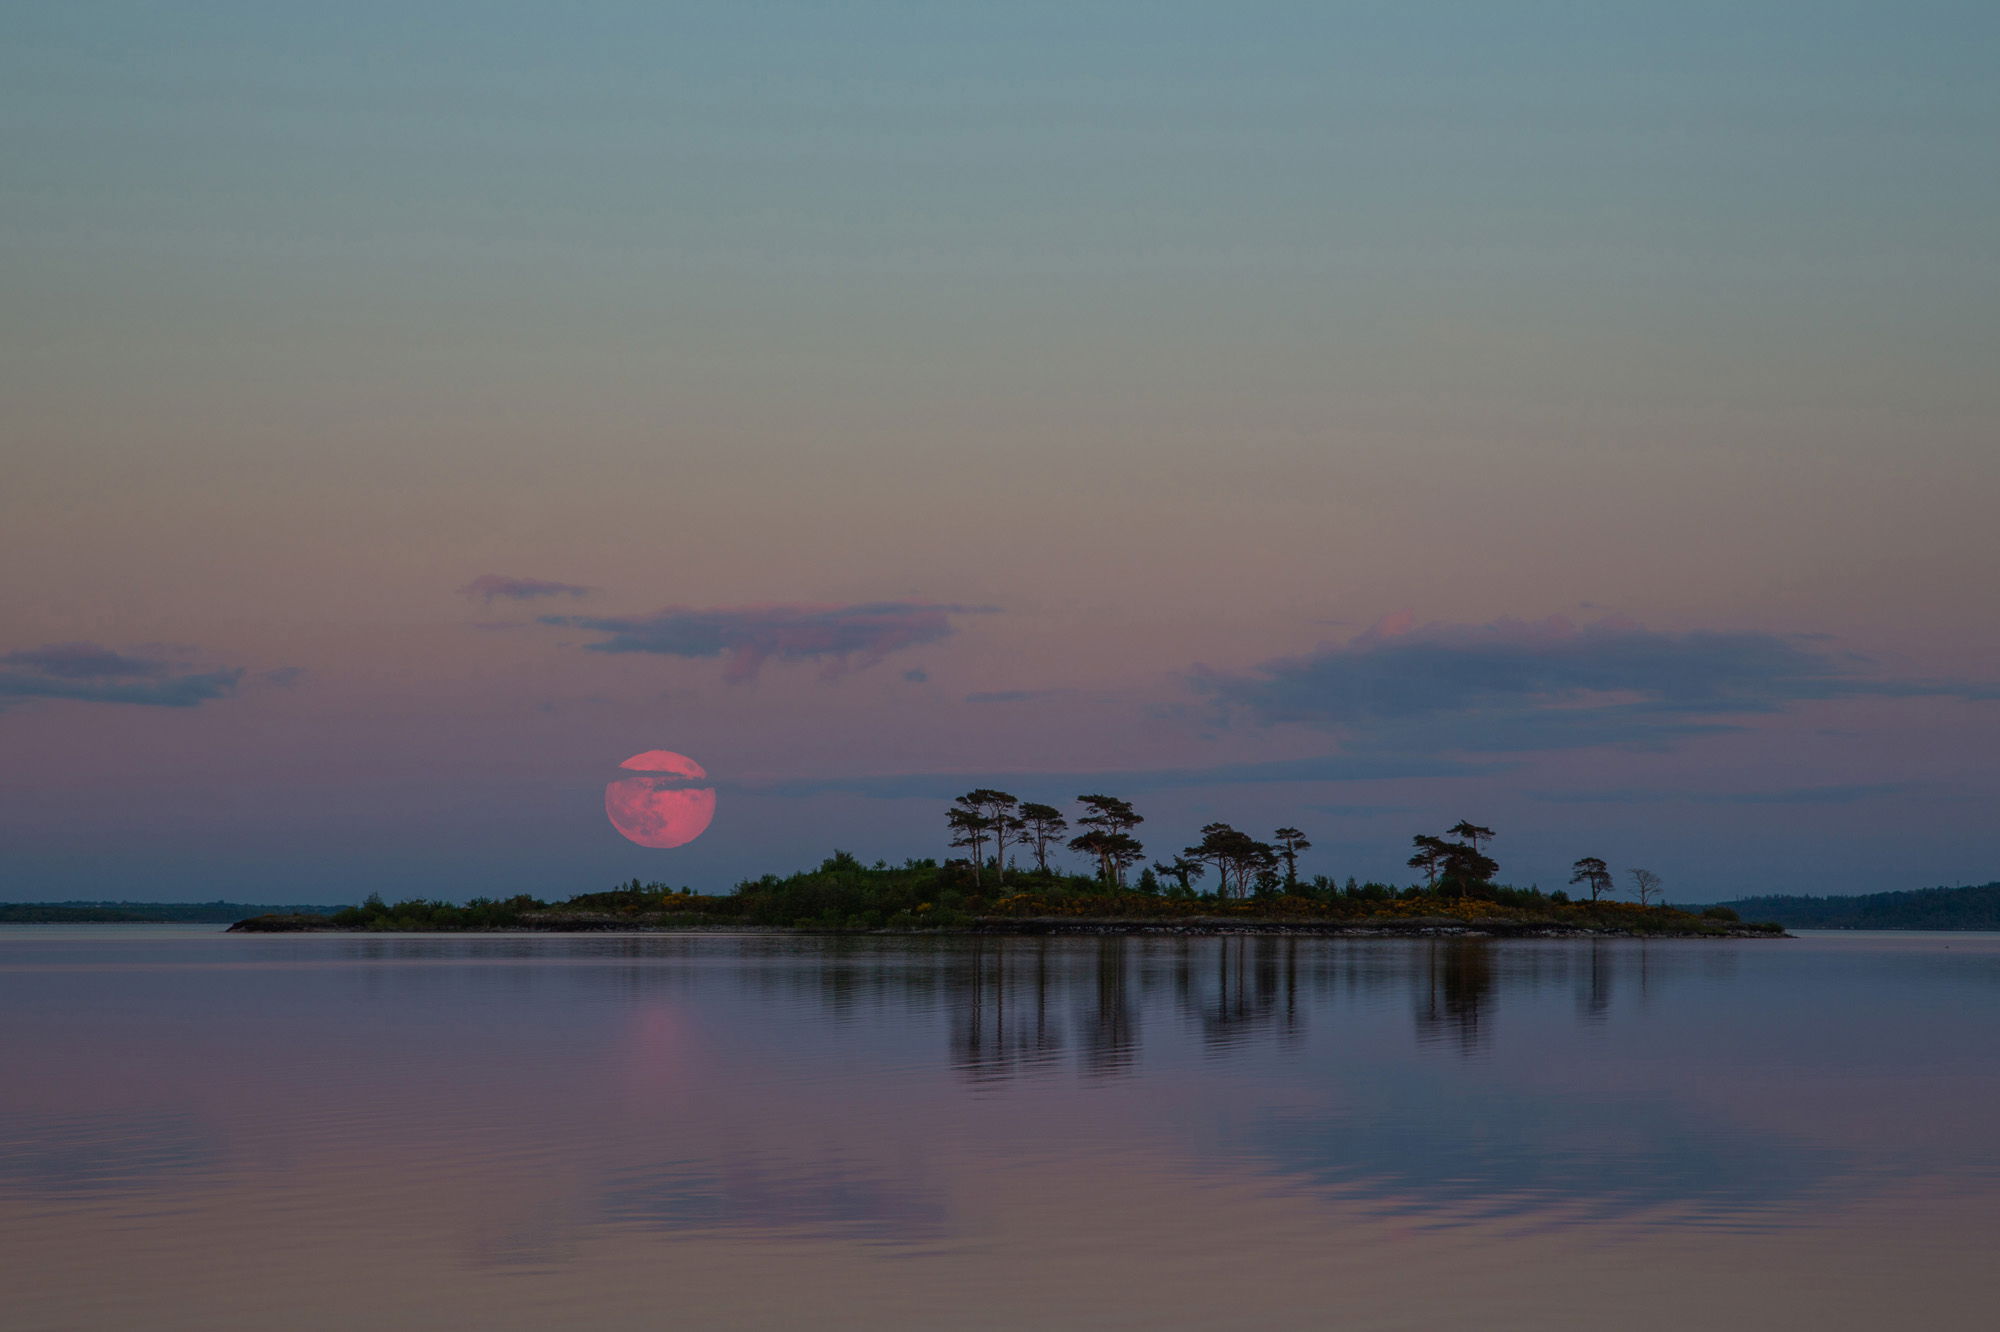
top-left (227, 912), bottom-right (1784, 939)
top-left (1712, 882), bottom-right (2000, 931)
top-left (0, 902), bottom-right (344, 925)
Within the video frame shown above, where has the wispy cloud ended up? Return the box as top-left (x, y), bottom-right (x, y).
top-left (541, 601), bottom-right (997, 683)
top-left (458, 574), bottom-right (595, 603)
top-left (0, 643), bottom-right (244, 712)
top-left (1305, 801), bottom-right (1420, 817)
top-left (1532, 781), bottom-right (1926, 807)
top-left (963, 688), bottom-right (1078, 705)
top-left (738, 752), bottom-right (1506, 800)
top-left (1194, 613), bottom-right (1996, 756)
top-left (1, 643), bottom-right (172, 680)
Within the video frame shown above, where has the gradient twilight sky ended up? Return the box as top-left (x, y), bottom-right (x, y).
top-left (4, 2), bottom-right (1996, 902)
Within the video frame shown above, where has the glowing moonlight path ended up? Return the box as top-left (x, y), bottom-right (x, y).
top-left (605, 750), bottom-right (716, 848)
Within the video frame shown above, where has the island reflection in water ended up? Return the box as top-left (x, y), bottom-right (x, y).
top-left (3, 929), bottom-right (1996, 1330)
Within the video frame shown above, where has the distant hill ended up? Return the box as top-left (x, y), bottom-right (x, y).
top-left (0, 901), bottom-right (350, 924)
top-left (1713, 882), bottom-right (2000, 931)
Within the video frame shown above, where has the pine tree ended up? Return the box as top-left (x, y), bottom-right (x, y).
top-left (1570, 856), bottom-right (1613, 902)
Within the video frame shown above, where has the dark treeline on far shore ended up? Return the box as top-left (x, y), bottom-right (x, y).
top-left (1714, 882), bottom-right (2000, 931)
top-left (1, 901), bottom-right (346, 924)
top-left (235, 790), bottom-right (1778, 937)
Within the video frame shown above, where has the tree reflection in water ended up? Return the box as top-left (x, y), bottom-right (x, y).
top-left (922, 933), bottom-right (1726, 1080)
top-left (1186, 936), bottom-right (1304, 1054)
top-left (1414, 939), bottom-right (1495, 1055)
top-left (329, 931), bottom-right (1732, 1083)
top-left (951, 939), bottom-right (1067, 1082)
top-left (1084, 935), bottom-right (1138, 1077)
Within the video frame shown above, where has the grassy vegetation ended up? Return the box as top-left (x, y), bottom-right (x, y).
top-left (239, 853), bottom-right (1779, 935)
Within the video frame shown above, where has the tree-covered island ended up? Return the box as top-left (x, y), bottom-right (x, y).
top-left (233, 791), bottom-right (1781, 937)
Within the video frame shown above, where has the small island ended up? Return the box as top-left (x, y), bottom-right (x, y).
top-left (232, 795), bottom-right (1781, 938)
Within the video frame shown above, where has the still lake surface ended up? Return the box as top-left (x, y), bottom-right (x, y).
top-left (3, 927), bottom-right (1996, 1329)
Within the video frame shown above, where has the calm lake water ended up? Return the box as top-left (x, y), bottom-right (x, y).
top-left (3, 927), bottom-right (1997, 1330)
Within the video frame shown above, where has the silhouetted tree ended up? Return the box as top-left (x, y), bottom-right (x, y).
top-left (947, 807), bottom-right (994, 885)
top-left (1017, 802), bottom-right (1069, 874)
top-left (1069, 829), bottom-right (1117, 884)
top-left (1105, 833), bottom-right (1147, 887)
top-left (1153, 857), bottom-right (1205, 894)
top-left (954, 790), bottom-right (1022, 881)
top-left (1187, 823), bottom-right (1276, 899)
top-left (1249, 847), bottom-right (1284, 897)
top-left (1629, 867), bottom-right (1663, 907)
top-left (1570, 856), bottom-right (1613, 902)
top-left (1073, 794), bottom-right (1144, 886)
top-left (1409, 834), bottom-right (1450, 890)
top-left (1188, 823), bottom-right (1241, 898)
top-left (1437, 842), bottom-right (1499, 899)
top-left (1273, 827), bottom-right (1311, 890)
top-left (1076, 794), bottom-right (1141, 838)
top-left (1447, 821), bottom-right (1496, 856)
top-left (1068, 829), bottom-right (1145, 887)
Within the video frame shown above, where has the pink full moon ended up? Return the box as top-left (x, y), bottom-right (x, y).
top-left (605, 750), bottom-right (716, 849)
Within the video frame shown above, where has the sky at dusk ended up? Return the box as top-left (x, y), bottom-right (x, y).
top-left (5, 2), bottom-right (1996, 903)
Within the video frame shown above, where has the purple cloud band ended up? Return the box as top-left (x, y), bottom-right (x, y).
top-left (540, 601), bottom-right (996, 683)
top-left (1194, 613), bottom-right (1997, 754)
top-left (0, 642), bottom-right (244, 712)
top-left (1, 642), bottom-right (174, 680)
top-left (459, 574), bottom-right (595, 603)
